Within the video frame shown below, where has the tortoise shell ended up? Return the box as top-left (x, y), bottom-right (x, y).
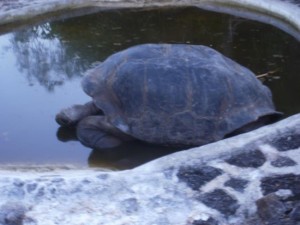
top-left (81, 44), bottom-right (279, 147)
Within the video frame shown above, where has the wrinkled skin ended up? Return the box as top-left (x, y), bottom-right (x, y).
top-left (56, 101), bottom-right (133, 148)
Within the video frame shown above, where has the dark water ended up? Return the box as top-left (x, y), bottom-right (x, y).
top-left (0, 7), bottom-right (299, 169)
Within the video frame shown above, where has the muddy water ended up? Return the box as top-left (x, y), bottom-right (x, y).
top-left (0, 7), bottom-right (299, 169)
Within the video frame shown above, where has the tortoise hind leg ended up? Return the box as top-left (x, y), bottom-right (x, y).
top-left (77, 115), bottom-right (134, 149)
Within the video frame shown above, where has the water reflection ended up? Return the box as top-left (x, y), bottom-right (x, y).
top-left (9, 8), bottom-right (300, 97)
top-left (88, 143), bottom-right (180, 170)
top-left (56, 126), bottom-right (180, 170)
top-left (48, 8), bottom-right (245, 59)
top-left (0, 7), bottom-right (300, 169)
top-left (10, 23), bottom-right (86, 91)
top-left (54, 100), bottom-right (185, 169)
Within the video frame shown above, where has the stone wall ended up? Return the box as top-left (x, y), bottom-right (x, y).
top-left (0, 114), bottom-right (299, 225)
top-left (1, 0), bottom-right (300, 40)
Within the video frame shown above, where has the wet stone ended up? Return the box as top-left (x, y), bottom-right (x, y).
top-left (261, 174), bottom-right (300, 195)
top-left (198, 189), bottom-right (239, 216)
top-left (271, 156), bottom-right (297, 167)
top-left (225, 149), bottom-right (266, 168)
top-left (177, 166), bottom-right (223, 191)
top-left (272, 133), bottom-right (300, 151)
top-left (224, 178), bottom-right (249, 192)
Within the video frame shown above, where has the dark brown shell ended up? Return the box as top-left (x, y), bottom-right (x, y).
top-left (82, 44), bottom-right (280, 147)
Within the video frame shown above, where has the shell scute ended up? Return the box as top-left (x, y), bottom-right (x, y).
top-left (82, 44), bottom-right (280, 147)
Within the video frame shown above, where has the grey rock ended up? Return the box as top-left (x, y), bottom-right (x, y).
top-left (247, 191), bottom-right (300, 225)
top-left (225, 148), bottom-right (266, 168)
top-left (0, 202), bottom-right (27, 225)
top-left (177, 166), bottom-right (223, 191)
top-left (272, 133), bottom-right (300, 151)
top-left (198, 189), bottom-right (239, 216)
top-left (261, 174), bottom-right (300, 196)
top-left (271, 156), bottom-right (297, 167)
top-left (224, 178), bottom-right (249, 192)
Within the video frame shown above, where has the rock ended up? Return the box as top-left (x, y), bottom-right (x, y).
top-left (0, 114), bottom-right (298, 224)
top-left (0, 202), bottom-right (28, 225)
top-left (224, 178), bottom-right (249, 193)
top-left (177, 166), bottom-right (223, 191)
top-left (225, 148), bottom-right (267, 168)
top-left (1, 0), bottom-right (300, 42)
top-left (242, 190), bottom-right (300, 225)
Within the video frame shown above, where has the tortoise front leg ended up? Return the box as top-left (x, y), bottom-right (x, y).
top-left (77, 115), bottom-right (134, 149)
top-left (55, 101), bottom-right (101, 127)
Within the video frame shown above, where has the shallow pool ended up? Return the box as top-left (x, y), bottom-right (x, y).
top-left (0, 7), bottom-right (299, 169)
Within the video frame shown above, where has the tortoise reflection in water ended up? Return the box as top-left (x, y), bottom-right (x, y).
top-left (56, 44), bottom-right (281, 149)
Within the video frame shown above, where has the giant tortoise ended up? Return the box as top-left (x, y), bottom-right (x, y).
top-left (56, 44), bottom-right (281, 149)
